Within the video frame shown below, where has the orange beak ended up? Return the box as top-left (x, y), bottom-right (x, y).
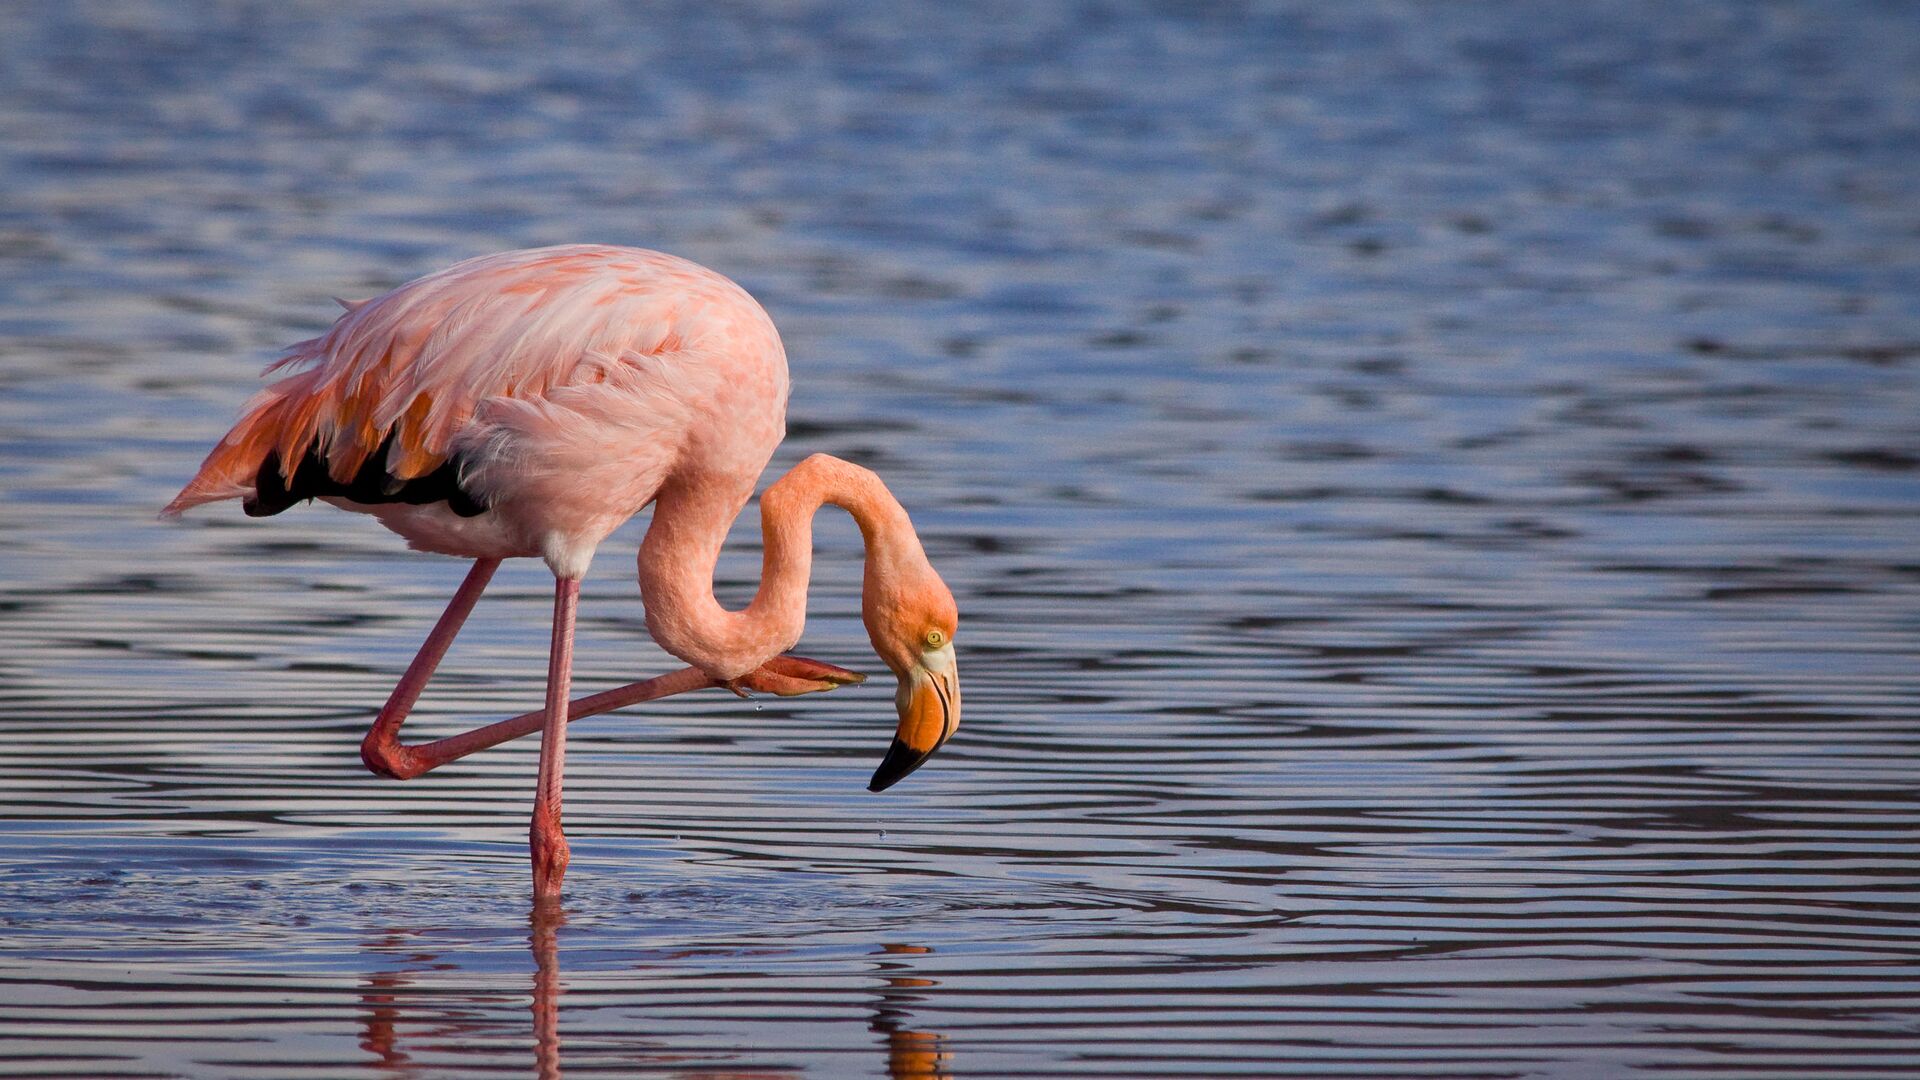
top-left (869, 645), bottom-right (959, 792)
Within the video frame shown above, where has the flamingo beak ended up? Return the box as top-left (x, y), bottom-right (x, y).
top-left (869, 644), bottom-right (959, 792)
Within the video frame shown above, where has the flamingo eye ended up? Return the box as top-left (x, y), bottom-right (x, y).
top-left (924, 629), bottom-right (946, 649)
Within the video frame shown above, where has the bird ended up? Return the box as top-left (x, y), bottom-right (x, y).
top-left (164, 244), bottom-right (961, 900)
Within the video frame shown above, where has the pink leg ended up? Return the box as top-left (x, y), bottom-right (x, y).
top-left (359, 562), bottom-right (867, 782)
top-left (361, 558), bottom-right (501, 779)
top-left (385, 666), bottom-right (716, 777)
top-left (531, 578), bottom-right (580, 899)
top-left (537, 576), bottom-right (579, 895)
top-left (367, 657), bottom-right (862, 779)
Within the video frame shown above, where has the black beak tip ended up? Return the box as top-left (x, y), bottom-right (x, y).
top-left (868, 737), bottom-right (933, 793)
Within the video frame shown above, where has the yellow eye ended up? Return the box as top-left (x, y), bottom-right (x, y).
top-left (924, 629), bottom-right (947, 649)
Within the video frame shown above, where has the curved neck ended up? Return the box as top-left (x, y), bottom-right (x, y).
top-left (638, 454), bottom-right (921, 679)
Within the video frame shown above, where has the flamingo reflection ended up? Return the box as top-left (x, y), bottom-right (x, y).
top-left (871, 943), bottom-right (952, 1079)
top-left (358, 931), bottom-right (414, 1072)
top-left (531, 900), bottom-right (564, 1079)
top-left (359, 915), bottom-right (951, 1078)
top-left (356, 927), bottom-right (489, 1075)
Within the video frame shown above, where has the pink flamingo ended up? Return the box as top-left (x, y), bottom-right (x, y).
top-left (165, 245), bottom-right (961, 899)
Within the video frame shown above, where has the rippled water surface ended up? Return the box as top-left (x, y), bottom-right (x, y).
top-left (4, 3), bottom-right (1920, 1077)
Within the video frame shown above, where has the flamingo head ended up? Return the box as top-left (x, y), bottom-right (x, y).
top-left (862, 562), bottom-right (960, 792)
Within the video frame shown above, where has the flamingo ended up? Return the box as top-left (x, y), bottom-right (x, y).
top-left (164, 244), bottom-right (961, 899)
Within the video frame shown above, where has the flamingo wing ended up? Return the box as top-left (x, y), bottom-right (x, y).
top-left (163, 246), bottom-right (719, 518)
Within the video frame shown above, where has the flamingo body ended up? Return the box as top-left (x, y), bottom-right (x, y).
top-left (167, 244), bottom-right (788, 579)
top-left (167, 245), bottom-right (962, 900)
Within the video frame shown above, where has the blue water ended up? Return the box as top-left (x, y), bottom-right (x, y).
top-left (3, 2), bottom-right (1920, 1077)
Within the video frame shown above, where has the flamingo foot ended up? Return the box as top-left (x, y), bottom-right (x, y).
top-left (531, 809), bottom-right (570, 899)
top-left (741, 655), bottom-right (867, 696)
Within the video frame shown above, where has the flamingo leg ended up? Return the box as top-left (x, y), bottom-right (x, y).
top-left (381, 666), bottom-right (715, 777)
top-left (361, 557), bottom-right (502, 780)
top-left (531, 577), bottom-right (580, 898)
top-left (359, 565), bottom-right (868, 784)
top-left (366, 656), bottom-right (862, 780)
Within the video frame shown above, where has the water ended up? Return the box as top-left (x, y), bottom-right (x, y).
top-left (4, 2), bottom-right (1920, 1077)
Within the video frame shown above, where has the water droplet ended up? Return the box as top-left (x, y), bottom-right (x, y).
top-left (754, 703), bottom-right (763, 711)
